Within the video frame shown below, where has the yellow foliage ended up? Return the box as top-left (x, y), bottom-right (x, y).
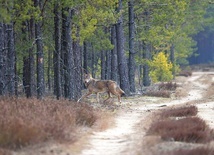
top-left (149, 52), bottom-right (173, 83)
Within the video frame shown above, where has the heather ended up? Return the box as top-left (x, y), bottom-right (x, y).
top-left (147, 106), bottom-right (214, 143)
top-left (161, 106), bottom-right (198, 118)
top-left (148, 117), bottom-right (213, 143)
top-left (167, 147), bottom-right (214, 155)
top-left (144, 82), bottom-right (177, 98)
top-left (0, 97), bottom-right (100, 149)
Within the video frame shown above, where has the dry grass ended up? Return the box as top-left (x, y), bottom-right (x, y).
top-left (144, 82), bottom-right (177, 98)
top-left (178, 70), bottom-right (192, 77)
top-left (158, 82), bottom-right (177, 91)
top-left (148, 117), bottom-right (214, 143)
top-left (167, 147), bottom-right (214, 155)
top-left (0, 97), bottom-right (104, 150)
top-left (147, 105), bottom-right (214, 144)
top-left (161, 106), bottom-right (198, 118)
top-left (145, 90), bottom-right (171, 98)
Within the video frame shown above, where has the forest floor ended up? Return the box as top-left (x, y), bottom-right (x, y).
top-left (15, 70), bottom-right (214, 155)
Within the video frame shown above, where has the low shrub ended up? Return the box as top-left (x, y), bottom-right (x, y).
top-left (167, 147), bottom-right (214, 155)
top-left (148, 117), bottom-right (213, 143)
top-left (178, 70), bottom-right (192, 77)
top-left (145, 90), bottom-right (171, 98)
top-left (161, 106), bottom-right (198, 118)
top-left (0, 97), bottom-right (99, 149)
top-left (75, 103), bottom-right (98, 126)
top-left (158, 82), bottom-right (177, 91)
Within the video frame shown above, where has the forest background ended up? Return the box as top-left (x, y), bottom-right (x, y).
top-left (0, 0), bottom-right (213, 100)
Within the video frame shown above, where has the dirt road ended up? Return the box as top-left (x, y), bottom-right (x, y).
top-left (80, 72), bottom-right (214, 155)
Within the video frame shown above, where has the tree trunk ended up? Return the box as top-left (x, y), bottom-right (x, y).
top-left (116, 0), bottom-right (130, 95)
top-left (83, 41), bottom-right (88, 73)
top-left (22, 20), bottom-right (36, 98)
top-left (61, 7), bottom-right (74, 100)
top-left (105, 50), bottom-right (111, 79)
top-left (54, 3), bottom-right (62, 99)
top-left (128, 0), bottom-right (136, 93)
top-left (101, 50), bottom-right (106, 80)
top-left (143, 10), bottom-right (151, 86)
top-left (34, 0), bottom-right (45, 99)
top-left (143, 41), bottom-right (150, 86)
top-left (23, 56), bottom-right (30, 97)
top-left (110, 25), bottom-right (118, 82)
top-left (29, 19), bottom-right (36, 97)
top-left (170, 44), bottom-right (175, 79)
top-left (47, 50), bottom-right (51, 91)
top-left (73, 27), bottom-right (82, 100)
top-left (6, 23), bottom-right (15, 96)
top-left (90, 44), bottom-right (96, 78)
top-left (0, 23), bottom-right (5, 95)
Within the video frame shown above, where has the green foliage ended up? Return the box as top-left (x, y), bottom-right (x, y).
top-left (174, 32), bottom-right (197, 65)
top-left (135, 0), bottom-right (210, 65)
top-left (149, 52), bottom-right (173, 83)
top-left (0, 0), bottom-right (14, 22)
top-left (75, 0), bottom-right (118, 45)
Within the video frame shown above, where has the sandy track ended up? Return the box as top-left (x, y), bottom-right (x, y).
top-left (80, 72), bottom-right (214, 155)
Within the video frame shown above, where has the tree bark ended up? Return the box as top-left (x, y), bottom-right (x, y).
top-left (128, 0), bottom-right (136, 93)
top-left (105, 50), bottom-right (111, 79)
top-left (34, 0), bottom-right (45, 99)
top-left (83, 41), bottom-right (88, 73)
top-left (110, 25), bottom-right (118, 82)
top-left (54, 3), bottom-right (62, 99)
top-left (47, 49), bottom-right (51, 91)
top-left (90, 44), bottom-right (96, 78)
top-left (61, 7), bottom-right (75, 100)
top-left (0, 23), bottom-right (5, 95)
top-left (101, 50), bottom-right (106, 80)
top-left (143, 10), bottom-right (151, 86)
top-left (73, 28), bottom-right (82, 100)
top-left (116, 0), bottom-right (130, 95)
top-left (143, 41), bottom-right (151, 86)
top-left (22, 20), bottom-right (36, 98)
top-left (6, 23), bottom-right (15, 96)
top-left (29, 19), bottom-right (36, 97)
top-left (170, 44), bottom-right (175, 79)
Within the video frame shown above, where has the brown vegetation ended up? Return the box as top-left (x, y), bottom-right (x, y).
top-left (167, 147), bottom-right (214, 155)
top-left (144, 82), bottom-right (177, 98)
top-left (178, 71), bottom-right (192, 77)
top-left (161, 106), bottom-right (198, 118)
top-left (0, 97), bottom-right (104, 150)
top-left (158, 82), bottom-right (177, 91)
top-left (144, 90), bottom-right (171, 98)
top-left (148, 105), bottom-right (214, 144)
top-left (148, 117), bottom-right (213, 143)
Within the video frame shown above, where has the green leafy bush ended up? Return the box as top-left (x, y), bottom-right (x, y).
top-left (149, 52), bottom-right (173, 83)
